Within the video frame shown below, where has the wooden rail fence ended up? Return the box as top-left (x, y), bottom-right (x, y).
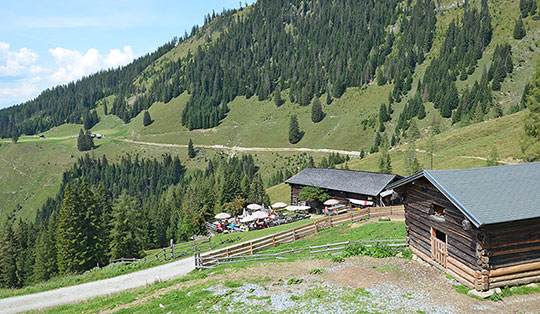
top-left (195, 238), bottom-right (407, 269)
top-left (195, 205), bottom-right (404, 269)
top-left (110, 237), bottom-right (212, 265)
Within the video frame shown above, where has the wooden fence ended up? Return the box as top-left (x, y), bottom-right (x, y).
top-left (110, 237), bottom-right (212, 265)
top-left (195, 238), bottom-right (406, 269)
top-left (195, 205), bottom-right (404, 269)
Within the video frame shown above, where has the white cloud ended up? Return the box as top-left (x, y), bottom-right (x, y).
top-left (49, 46), bottom-right (134, 84)
top-left (0, 81), bottom-right (40, 104)
top-left (0, 42), bottom-right (39, 77)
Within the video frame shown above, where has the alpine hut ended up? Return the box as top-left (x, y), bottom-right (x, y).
top-left (387, 162), bottom-right (540, 291)
top-left (285, 168), bottom-right (400, 208)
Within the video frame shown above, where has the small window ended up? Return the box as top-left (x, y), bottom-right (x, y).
top-left (433, 204), bottom-right (445, 216)
top-left (432, 228), bottom-right (446, 242)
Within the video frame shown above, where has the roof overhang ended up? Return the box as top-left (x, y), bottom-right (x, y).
top-left (387, 170), bottom-right (484, 228)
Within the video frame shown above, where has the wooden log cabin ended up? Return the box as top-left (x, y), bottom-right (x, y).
top-left (387, 162), bottom-right (540, 291)
top-left (285, 168), bottom-right (401, 208)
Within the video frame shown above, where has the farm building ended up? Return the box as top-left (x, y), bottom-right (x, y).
top-left (387, 162), bottom-right (540, 291)
top-left (285, 168), bottom-right (401, 208)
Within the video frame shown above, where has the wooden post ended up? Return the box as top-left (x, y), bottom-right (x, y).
top-left (293, 229), bottom-right (297, 241)
top-left (250, 241), bottom-right (253, 255)
top-left (209, 237), bottom-right (212, 249)
top-left (272, 235), bottom-right (276, 247)
top-left (226, 248), bottom-right (229, 257)
top-left (315, 223), bottom-right (319, 233)
top-left (170, 239), bottom-right (174, 259)
top-left (329, 217), bottom-right (333, 228)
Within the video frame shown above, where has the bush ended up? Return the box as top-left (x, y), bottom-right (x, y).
top-left (309, 268), bottom-right (323, 275)
top-left (287, 277), bottom-right (304, 285)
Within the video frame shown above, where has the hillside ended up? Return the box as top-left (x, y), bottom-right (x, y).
top-left (0, 0), bottom-right (538, 221)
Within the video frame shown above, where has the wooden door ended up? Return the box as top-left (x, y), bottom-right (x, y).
top-left (431, 228), bottom-right (447, 267)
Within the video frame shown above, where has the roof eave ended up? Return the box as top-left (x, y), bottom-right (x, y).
top-left (387, 170), bottom-right (484, 228)
top-left (423, 171), bottom-right (483, 228)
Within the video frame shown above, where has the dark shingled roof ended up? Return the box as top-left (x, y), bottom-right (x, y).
top-left (285, 168), bottom-right (398, 197)
top-left (387, 162), bottom-right (540, 227)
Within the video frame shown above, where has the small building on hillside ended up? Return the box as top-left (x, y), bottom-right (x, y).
top-left (387, 162), bottom-right (540, 291)
top-left (285, 168), bottom-right (401, 208)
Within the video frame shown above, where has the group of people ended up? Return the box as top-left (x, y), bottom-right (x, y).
top-left (215, 211), bottom-right (282, 233)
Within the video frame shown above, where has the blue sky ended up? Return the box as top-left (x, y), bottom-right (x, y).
top-left (0, 0), bottom-right (255, 109)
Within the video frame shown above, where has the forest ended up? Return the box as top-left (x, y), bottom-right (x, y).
top-left (0, 153), bottom-right (271, 288)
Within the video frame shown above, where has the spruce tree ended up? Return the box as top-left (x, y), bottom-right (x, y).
top-left (514, 17), bottom-right (526, 40)
top-left (288, 115), bottom-right (303, 144)
top-left (143, 111), bottom-right (152, 127)
top-left (521, 64), bottom-right (540, 161)
top-left (0, 222), bottom-right (18, 288)
top-left (486, 146), bottom-right (500, 166)
top-left (11, 126), bottom-right (18, 144)
top-left (311, 97), bottom-right (324, 123)
top-left (109, 192), bottom-right (144, 260)
top-left (274, 86), bottom-right (285, 107)
top-left (188, 138), bottom-right (196, 158)
top-left (378, 143), bottom-right (392, 174)
top-left (56, 184), bottom-right (85, 274)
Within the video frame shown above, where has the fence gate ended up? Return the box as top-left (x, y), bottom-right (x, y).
top-left (430, 227), bottom-right (447, 267)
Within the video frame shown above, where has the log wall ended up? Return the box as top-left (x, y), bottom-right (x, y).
top-left (396, 178), bottom-right (480, 289)
top-left (398, 177), bottom-right (540, 291)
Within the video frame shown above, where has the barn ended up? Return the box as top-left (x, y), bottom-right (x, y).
top-left (387, 162), bottom-right (540, 291)
top-left (285, 168), bottom-right (400, 208)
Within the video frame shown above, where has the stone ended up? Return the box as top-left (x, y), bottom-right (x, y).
top-left (494, 288), bottom-right (502, 294)
top-left (467, 289), bottom-right (495, 299)
top-left (526, 283), bottom-right (539, 288)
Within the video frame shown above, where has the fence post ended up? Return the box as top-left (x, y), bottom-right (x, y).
top-left (329, 217), bottom-right (333, 228)
top-left (250, 241), bottom-right (253, 255)
top-left (170, 239), bottom-right (174, 259)
top-left (293, 229), bottom-right (297, 241)
top-left (209, 237), bottom-right (212, 249)
top-left (272, 235), bottom-right (276, 247)
top-left (226, 248), bottom-right (229, 257)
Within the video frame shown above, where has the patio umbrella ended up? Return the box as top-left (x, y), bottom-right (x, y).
top-left (215, 212), bottom-right (231, 219)
top-left (247, 203), bottom-right (262, 210)
top-left (252, 211), bottom-right (269, 219)
top-left (349, 199), bottom-right (373, 206)
top-left (240, 215), bottom-right (256, 223)
top-left (272, 202), bottom-right (288, 209)
top-left (285, 205), bottom-right (300, 211)
top-left (323, 199), bottom-right (340, 206)
top-left (297, 205), bottom-right (311, 211)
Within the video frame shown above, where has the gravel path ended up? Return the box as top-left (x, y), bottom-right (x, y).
top-left (0, 256), bottom-right (195, 314)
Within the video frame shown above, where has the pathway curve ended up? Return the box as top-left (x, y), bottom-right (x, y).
top-left (0, 257), bottom-right (195, 314)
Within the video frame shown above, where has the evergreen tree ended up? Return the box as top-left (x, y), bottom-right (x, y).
top-left (143, 111), bottom-right (152, 127)
top-left (188, 138), bottom-right (196, 158)
top-left (288, 115), bottom-right (303, 144)
top-left (521, 63), bottom-right (540, 161)
top-left (33, 216), bottom-right (57, 282)
top-left (56, 184), bottom-right (86, 274)
top-left (11, 126), bottom-right (18, 144)
top-left (274, 85), bottom-right (285, 107)
top-left (514, 17), bottom-right (526, 40)
top-left (0, 222), bottom-right (18, 288)
top-left (109, 192), bottom-right (145, 260)
top-left (311, 97), bottom-right (324, 123)
top-left (486, 146), bottom-right (500, 166)
top-left (378, 143), bottom-right (392, 174)
top-left (405, 141), bottom-right (422, 175)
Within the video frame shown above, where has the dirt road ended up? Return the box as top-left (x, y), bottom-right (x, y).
top-left (0, 256), bottom-right (195, 314)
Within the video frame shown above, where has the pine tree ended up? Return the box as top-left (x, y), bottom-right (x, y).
top-left (143, 111), bottom-right (152, 127)
top-left (288, 115), bottom-right (303, 144)
top-left (109, 192), bottom-right (144, 260)
top-left (514, 17), bottom-right (526, 40)
top-left (188, 139), bottom-right (196, 158)
top-left (520, 0), bottom-right (530, 17)
top-left (56, 184), bottom-right (86, 274)
top-left (406, 141), bottom-right (422, 175)
top-left (33, 216), bottom-right (57, 282)
top-left (378, 143), bottom-right (392, 174)
top-left (274, 85), bottom-right (285, 107)
top-left (521, 64), bottom-right (540, 161)
top-left (311, 97), bottom-right (324, 123)
top-left (11, 126), bottom-right (18, 144)
top-left (486, 146), bottom-right (500, 166)
top-left (0, 222), bottom-right (18, 288)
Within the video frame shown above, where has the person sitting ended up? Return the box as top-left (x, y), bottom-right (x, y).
top-left (230, 221), bottom-right (236, 232)
top-left (217, 221), bottom-right (223, 233)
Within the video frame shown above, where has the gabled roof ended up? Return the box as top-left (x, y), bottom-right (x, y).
top-left (387, 162), bottom-right (540, 227)
top-left (285, 168), bottom-right (398, 197)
